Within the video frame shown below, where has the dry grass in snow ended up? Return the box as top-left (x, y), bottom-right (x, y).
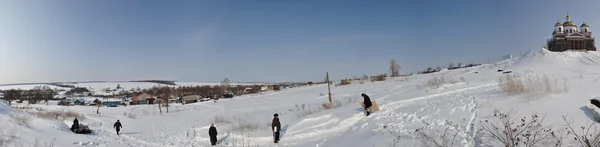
top-left (10, 113), bottom-right (32, 126)
top-left (498, 74), bottom-right (568, 99)
top-left (425, 75), bottom-right (457, 89)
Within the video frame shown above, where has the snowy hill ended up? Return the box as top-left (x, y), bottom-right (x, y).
top-left (3, 49), bottom-right (600, 146)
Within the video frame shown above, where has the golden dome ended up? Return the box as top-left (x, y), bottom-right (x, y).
top-left (555, 20), bottom-right (563, 26)
top-left (563, 13), bottom-right (577, 26)
top-left (563, 21), bottom-right (576, 26)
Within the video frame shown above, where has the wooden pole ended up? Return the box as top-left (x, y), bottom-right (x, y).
top-left (326, 72), bottom-right (332, 103)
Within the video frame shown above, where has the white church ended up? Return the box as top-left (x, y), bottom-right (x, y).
top-left (546, 13), bottom-right (596, 52)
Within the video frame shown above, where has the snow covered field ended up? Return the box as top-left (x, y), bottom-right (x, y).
top-left (3, 49), bottom-right (600, 147)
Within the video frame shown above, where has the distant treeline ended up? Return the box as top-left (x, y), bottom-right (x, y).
top-left (130, 80), bottom-right (177, 85)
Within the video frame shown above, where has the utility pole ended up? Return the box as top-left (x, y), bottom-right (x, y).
top-left (326, 72), bottom-right (332, 103)
top-left (166, 87), bottom-right (170, 113)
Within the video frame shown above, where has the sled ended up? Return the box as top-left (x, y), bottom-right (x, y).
top-left (70, 124), bottom-right (92, 134)
top-left (360, 100), bottom-right (380, 113)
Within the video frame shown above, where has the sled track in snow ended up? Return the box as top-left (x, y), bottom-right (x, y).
top-left (85, 116), bottom-right (161, 147)
top-left (378, 82), bottom-right (497, 111)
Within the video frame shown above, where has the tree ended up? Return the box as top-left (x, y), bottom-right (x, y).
top-left (3, 89), bottom-right (19, 105)
top-left (389, 59), bottom-right (401, 77)
top-left (448, 62), bottom-right (455, 69)
top-left (457, 62), bottom-right (463, 68)
top-left (427, 67), bottom-right (433, 72)
top-left (44, 91), bottom-right (54, 105)
top-left (221, 78), bottom-right (230, 95)
top-left (436, 66), bottom-right (442, 72)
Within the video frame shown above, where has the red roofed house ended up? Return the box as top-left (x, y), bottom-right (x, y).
top-left (130, 92), bottom-right (156, 105)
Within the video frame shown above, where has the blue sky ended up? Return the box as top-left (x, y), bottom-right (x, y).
top-left (1, 0), bottom-right (599, 84)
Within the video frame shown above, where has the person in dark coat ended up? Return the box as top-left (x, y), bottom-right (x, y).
top-left (361, 93), bottom-right (373, 116)
top-left (209, 123), bottom-right (218, 146)
top-left (114, 120), bottom-right (122, 135)
top-left (73, 118), bottom-right (79, 129)
top-left (71, 118), bottom-right (80, 132)
top-left (271, 113), bottom-right (281, 143)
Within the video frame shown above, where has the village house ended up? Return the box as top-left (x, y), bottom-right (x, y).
top-left (130, 92), bottom-right (156, 105)
top-left (181, 95), bottom-right (200, 104)
top-left (101, 98), bottom-right (123, 107)
top-left (72, 98), bottom-right (87, 105)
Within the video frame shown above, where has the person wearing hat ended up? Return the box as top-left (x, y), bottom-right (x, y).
top-left (209, 123), bottom-right (218, 146)
top-left (361, 93), bottom-right (373, 116)
top-left (114, 120), bottom-right (123, 135)
top-left (271, 113), bottom-right (281, 143)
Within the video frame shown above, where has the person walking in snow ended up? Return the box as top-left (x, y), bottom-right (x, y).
top-left (209, 123), bottom-right (218, 146)
top-left (362, 93), bottom-right (373, 116)
top-left (271, 113), bottom-right (281, 143)
top-left (114, 120), bottom-right (123, 135)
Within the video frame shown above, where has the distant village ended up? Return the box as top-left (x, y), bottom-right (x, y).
top-left (0, 81), bottom-right (317, 107)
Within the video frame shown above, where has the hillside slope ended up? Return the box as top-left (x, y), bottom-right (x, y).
top-left (3, 49), bottom-right (600, 147)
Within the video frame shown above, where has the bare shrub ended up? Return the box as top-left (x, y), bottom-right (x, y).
top-left (414, 120), bottom-right (462, 147)
top-left (383, 120), bottom-right (475, 147)
top-left (231, 119), bottom-right (260, 132)
top-left (12, 106), bottom-right (33, 110)
top-left (523, 75), bottom-right (568, 99)
top-left (321, 100), bottom-right (342, 110)
top-left (479, 111), bottom-right (554, 147)
top-left (222, 123), bottom-right (262, 147)
top-left (10, 113), bottom-right (32, 126)
top-left (337, 79), bottom-right (352, 86)
top-left (30, 110), bottom-right (85, 121)
top-left (372, 74), bottom-right (387, 82)
top-left (293, 99), bottom-right (353, 119)
top-left (124, 113), bottom-right (136, 119)
top-left (499, 74), bottom-right (569, 98)
top-left (214, 116), bottom-right (230, 124)
top-left (425, 76), bottom-right (448, 89)
top-left (561, 115), bottom-right (600, 147)
top-left (498, 74), bottom-right (525, 95)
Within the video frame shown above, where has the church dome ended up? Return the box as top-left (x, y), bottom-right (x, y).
top-left (581, 22), bottom-right (589, 27)
top-left (563, 13), bottom-right (577, 26)
top-left (563, 21), bottom-right (577, 26)
top-left (555, 20), bottom-right (563, 26)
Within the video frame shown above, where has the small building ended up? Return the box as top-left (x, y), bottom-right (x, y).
top-left (130, 92), bottom-right (155, 105)
top-left (181, 95), bottom-right (200, 104)
top-left (58, 100), bottom-right (71, 105)
top-left (102, 99), bottom-right (122, 107)
top-left (73, 98), bottom-right (86, 105)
